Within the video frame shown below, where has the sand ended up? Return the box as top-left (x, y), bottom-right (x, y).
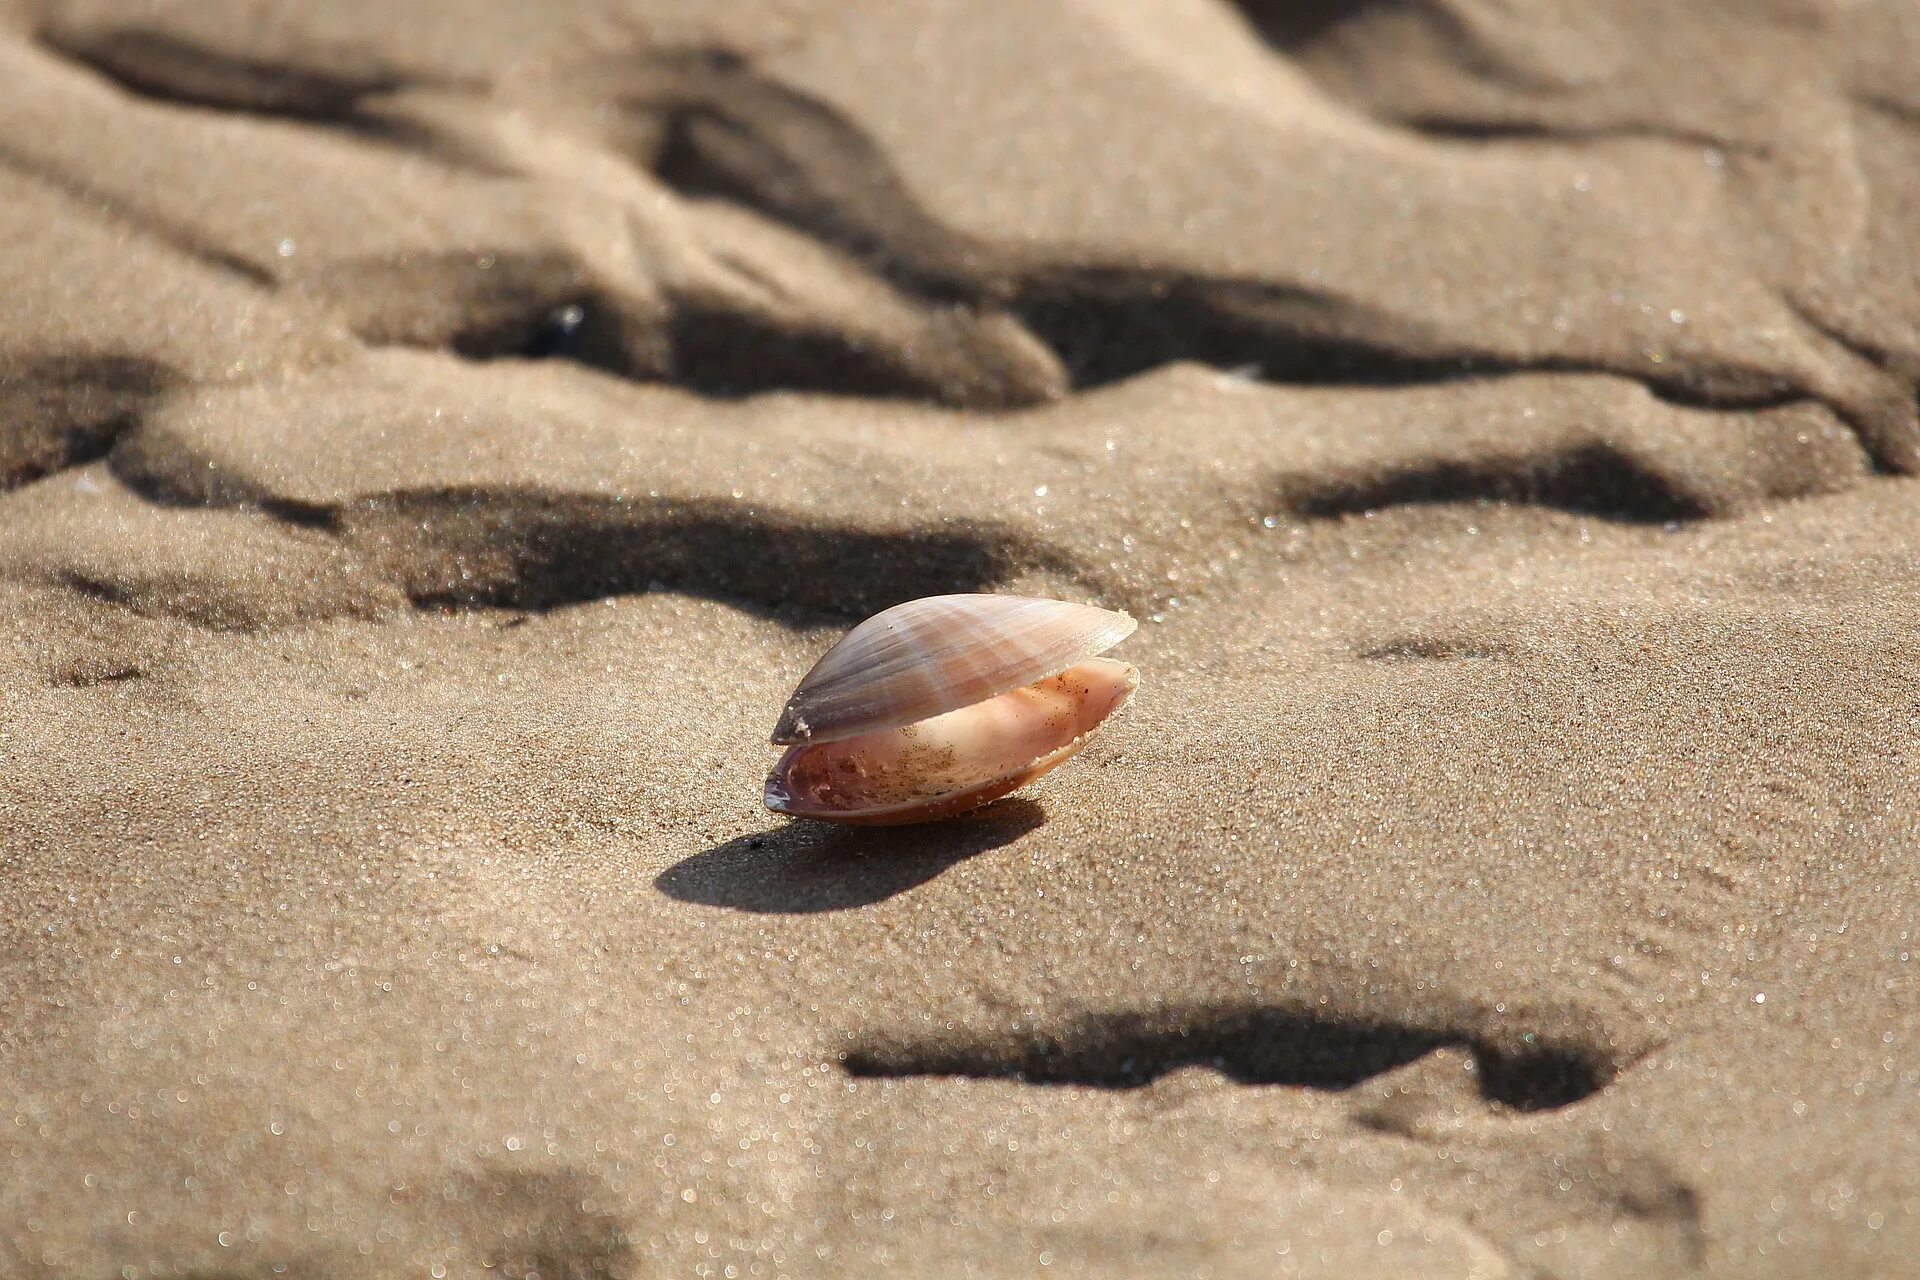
top-left (2, 1), bottom-right (1917, 1276)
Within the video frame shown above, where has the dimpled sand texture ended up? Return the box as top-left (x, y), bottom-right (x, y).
top-left (1, 1), bottom-right (1918, 1277)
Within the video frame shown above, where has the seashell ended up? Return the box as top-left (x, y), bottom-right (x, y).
top-left (764, 594), bottom-right (1138, 825)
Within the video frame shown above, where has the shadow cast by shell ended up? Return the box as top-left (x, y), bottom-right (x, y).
top-left (656, 798), bottom-right (1043, 913)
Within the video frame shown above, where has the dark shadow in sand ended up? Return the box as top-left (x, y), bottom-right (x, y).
top-left (656, 798), bottom-right (1043, 913)
top-left (326, 486), bottom-right (1086, 624)
top-left (843, 1003), bottom-right (1614, 1112)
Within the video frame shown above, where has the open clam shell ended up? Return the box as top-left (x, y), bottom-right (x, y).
top-left (764, 594), bottom-right (1138, 825)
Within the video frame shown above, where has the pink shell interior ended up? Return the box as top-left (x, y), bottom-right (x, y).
top-left (765, 657), bottom-right (1137, 825)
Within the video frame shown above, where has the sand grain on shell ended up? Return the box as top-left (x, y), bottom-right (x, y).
top-left (2, 1), bottom-right (1919, 1277)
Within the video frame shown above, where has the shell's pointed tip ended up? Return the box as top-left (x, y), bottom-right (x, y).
top-left (763, 772), bottom-right (794, 814)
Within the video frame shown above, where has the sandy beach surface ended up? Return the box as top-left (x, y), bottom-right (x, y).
top-left (3, 1), bottom-right (1918, 1276)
